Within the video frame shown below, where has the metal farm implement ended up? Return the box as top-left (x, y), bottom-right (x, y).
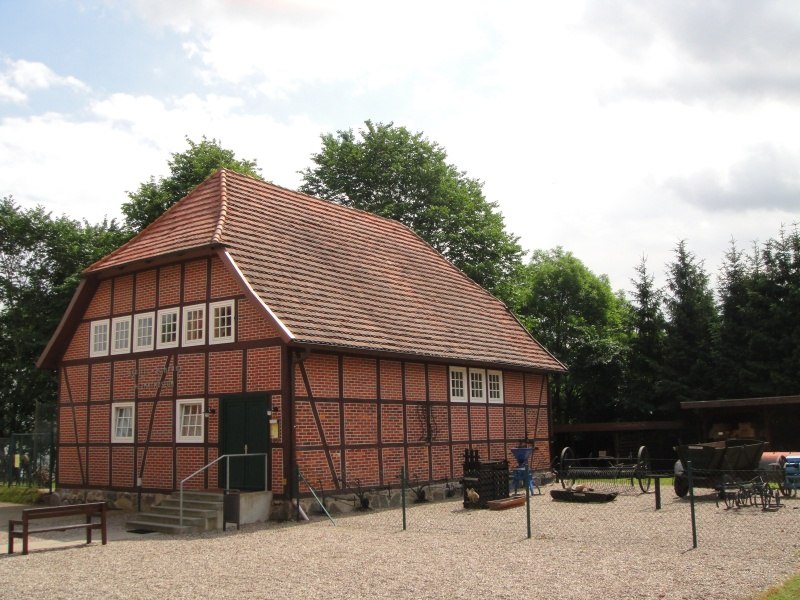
top-left (556, 446), bottom-right (652, 494)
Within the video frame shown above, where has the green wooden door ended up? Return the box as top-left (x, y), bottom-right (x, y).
top-left (219, 395), bottom-right (269, 491)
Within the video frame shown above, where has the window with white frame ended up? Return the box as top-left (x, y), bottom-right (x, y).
top-left (133, 312), bottom-right (155, 352)
top-left (449, 366), bottom-right (467, 402)
top-left (156, 308), bottom-right (179, 349)
top-left (110, 316), bottom-right (131, 355)
top-left (209, 300), bottom-right (235, 344)
top-left (469, 369), bottom-right (486, 403)
top-left (90, 319), bottom-right (110, 357)
top-left (176, 399), bottom-right (204, 443)
top-left (111, 402), bottom-right (135, 443)
top-left (487, 370), bottom-right (504, 404)
top-left (182, 304), bottom-right (205, 346)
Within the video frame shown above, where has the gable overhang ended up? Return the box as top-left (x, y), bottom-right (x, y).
top-left (37, 278), bottom-right (97, 370)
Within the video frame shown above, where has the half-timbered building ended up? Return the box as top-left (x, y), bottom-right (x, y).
top-left (38, 169), bottom-right (565, 514)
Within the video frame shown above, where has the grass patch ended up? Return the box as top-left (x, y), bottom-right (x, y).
top-left (752, 574), bottom-right (800, 600)
top-left (0, 485), bottom-right (48, 504)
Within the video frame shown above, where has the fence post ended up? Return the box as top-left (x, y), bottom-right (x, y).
top-left (49, 428), bottom-right (55, 493)
top-left (525, 464), bottom-right (531, 539)
top-left (294, 463), bottom-right (301, 522)
top-left (401, 466), bottom-right (407, 531)
top-left (687, 460), bottom-right (697, 549)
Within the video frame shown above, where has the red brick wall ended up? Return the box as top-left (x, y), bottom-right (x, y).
top-left (57, 257), bottom-right (284, 495)
top-left (294, 351), bottom-right (552, 494)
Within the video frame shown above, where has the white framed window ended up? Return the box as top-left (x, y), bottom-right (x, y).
top-left (182, 304), bottom-right (206, 347)
top-left (110, 316), bottom-right (132, 355)
top-left (176, 399), bottom-right (204, 443)
top-left (90, 319), bottom-right (110, 357)
top-left (469, 369), bottom-right (486, 403)
top-left (449, 366), bottom-right (467, 402)
top-left (487, 370), bottom-right (504, 404)
top-left (134, 312), bottom-right (155, 352)
top-left (156, 308), bottom-right (179, 349)
top-left (111, 402), bottom-right (135, 443)
top-left (209, 300), bottom-right (235, 344)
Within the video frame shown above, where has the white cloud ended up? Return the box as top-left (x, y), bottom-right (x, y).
top-left (0, 91), bottom-right (325, 224)
top-left (0, 58), bottom-right (88, 103)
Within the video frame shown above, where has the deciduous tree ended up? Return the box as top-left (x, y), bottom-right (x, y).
top-left (299, 121), bottom-right (523, 298)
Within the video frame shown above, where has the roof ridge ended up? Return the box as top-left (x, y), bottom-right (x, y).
top-left (212, 168), bottom-right (229, 243)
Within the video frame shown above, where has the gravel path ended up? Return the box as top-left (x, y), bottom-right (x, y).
top-left (1, 487), bottom-right (798, 600)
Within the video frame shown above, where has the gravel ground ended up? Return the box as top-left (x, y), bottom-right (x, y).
top-left (1, 486), bottom-right (798, 600)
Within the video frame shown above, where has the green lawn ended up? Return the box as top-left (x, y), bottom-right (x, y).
top-left (751, 573), bottom-right (800, 600)
top-left (0, 485), bottom-right (48, 504)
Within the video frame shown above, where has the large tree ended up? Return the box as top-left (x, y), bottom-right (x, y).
top-left (622, 257), bottom-right (668, 418)
top-left (0, 197), bottom-right (129, 434)
top-left (516, 248), bottom-right (630, 423)
top-left (661, 240), bottom-right (718, 413)
top-left (298, 121), bottom-right (523, 298)
top-left (122, 136), bottom-right (262, 232)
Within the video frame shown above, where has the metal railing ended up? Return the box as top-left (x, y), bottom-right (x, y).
top-left (179, 453), bottom-right (268, 527)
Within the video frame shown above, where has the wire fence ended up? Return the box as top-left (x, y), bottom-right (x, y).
top-left (1, 430), bottom-right (56, 490)
top-left (296, 455), bottom-right (800, 550)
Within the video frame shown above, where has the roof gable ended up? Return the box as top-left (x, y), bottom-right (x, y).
top-left (51, 170), bottom-right (565, 372)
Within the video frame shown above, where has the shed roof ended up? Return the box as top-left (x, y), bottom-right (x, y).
top-left (55, 170), bottom-right (565, 372)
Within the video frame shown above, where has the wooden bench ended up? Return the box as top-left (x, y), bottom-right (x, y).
top-left (8, 502), bottom-right (108, 555)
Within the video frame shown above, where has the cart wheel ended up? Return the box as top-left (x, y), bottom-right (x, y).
top-left (674, 475), bottom-right (689, 498)
top-left (760, 488), bottom-right (772, 510)
top-left (635, 446), bottom-right (652, 493)
top-left (723, 490), bottom-right (737, 509)
top-left (559, 447), bottom-right (575, 489)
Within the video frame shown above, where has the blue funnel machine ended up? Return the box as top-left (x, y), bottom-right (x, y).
top-left (510, 447), bottom-right (533, 468)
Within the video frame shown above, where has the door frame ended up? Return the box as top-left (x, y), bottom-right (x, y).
top-left (219, 392), bottom-right (272, 491)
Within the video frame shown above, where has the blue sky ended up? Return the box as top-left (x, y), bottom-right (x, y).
top-left (1, 0), bottom-right (798, 292)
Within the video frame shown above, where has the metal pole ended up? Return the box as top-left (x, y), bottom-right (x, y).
top-left (525, 464), bottom-right (531, 539)
top-left (49, 428), bottom-right (55, 494)
top-left (401, 466), bottom-right (407, 531)
top-left (179, 481), bottom-right (184, 527)
top-left (294, 464), bottom-right (300, 522)
top-left (687, 460), bottom-right (697, 549)
top-left (226, 455), bottom-right (230, 491)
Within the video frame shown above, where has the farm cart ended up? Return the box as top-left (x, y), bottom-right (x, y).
top-left (672, 438), bottom-right (767, 497)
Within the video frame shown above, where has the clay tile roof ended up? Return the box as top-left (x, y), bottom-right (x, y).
top-left (86, 170), bottom-right (565, 372)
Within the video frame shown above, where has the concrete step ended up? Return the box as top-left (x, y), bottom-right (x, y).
top-left (127, 512), bottom-right (205, 528)
top-left (158, 498), bottom-right (223, 511)
top-left (150, 506), bottom-right (218, 519)
top-left (125, 519), bottom-right (194, 535)
top-left (173, 491), bottom-right (226, 502)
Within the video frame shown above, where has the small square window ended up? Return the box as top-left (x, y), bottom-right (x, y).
top-left (176, 399), bottom-right (204, 443)
top-left (470, 370), bottom-right (486, 403)
top-left (134, 312), bottom-right (155, 352)
top-left (156, 308), bottom-right (179, 349)
top-left (449, 367), bottom-right (467, 402)
top-left (182, 304), bottom-right (205, 347)
top-left (209, 300), bottom-right (235, 344)
top-left (111, 316), bottom-right (131, 355)
top-left (487, 370), bottom-right (504, 404)
top-left (90, 320), bottom-right (110, 357)
top-left (111, 402), bottom-right (135, 443)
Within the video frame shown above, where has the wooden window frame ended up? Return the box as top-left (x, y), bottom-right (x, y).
top-left (487, 369), bottom-right (504, 404)
top-left (176, 399), bottom-right (204, 443)
top-left (156, 308), bottom-right (179, 350)
top-left (182, 304), bottom-right (206, 347)
top-left (133, 312), bottom-right (155, 353)
top-left (111, 402), bottom-right (135, 443)
top-left (89, 319), bottom-right (110, 358)
top-left (209, 300), bottom-right (235, 345)
top-left (449, 366), bottom-right (467, 403)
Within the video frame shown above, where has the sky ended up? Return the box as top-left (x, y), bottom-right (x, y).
top-left (1, 0), bottom-right (798, 294)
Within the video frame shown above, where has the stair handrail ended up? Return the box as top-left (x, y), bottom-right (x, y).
top-left (179, 452), bottom-right (267, 527)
